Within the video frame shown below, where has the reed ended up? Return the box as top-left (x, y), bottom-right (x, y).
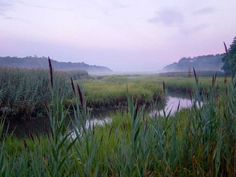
top-left (0, 60), bottom-right (235, 176)
top-left (224, 42), bottom-right (228, 55)
top-left (48, 57), bottom-right (54, 89)
top-left (0, 67), bottom-right (72, 120)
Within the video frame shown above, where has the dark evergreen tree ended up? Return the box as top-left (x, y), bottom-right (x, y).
top-left (222, 37), bottom-right (236, 75)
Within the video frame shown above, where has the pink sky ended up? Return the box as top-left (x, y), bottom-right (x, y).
top-left (0, 0), bottom-right (235, 72)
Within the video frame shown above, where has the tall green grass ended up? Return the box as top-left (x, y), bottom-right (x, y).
top-left (0, 67), bottom-right (72, 120)
top-left (83, 80), bottom-right (164, 108)
top-left (0, 68), bottom-right (167, 120)
top-left (83, 75), bottom-right (228, 106)
top-left (1, 65), bottom-right (226, 121)
top-left (0, 61), bottom-right (236, 176)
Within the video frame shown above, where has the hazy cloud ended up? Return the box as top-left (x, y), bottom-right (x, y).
top-left (0, 0), bottom-right (28, 22)
top-left (180, 24), bottom-right (209, 35)
top-left (193, 7), bottom-right (215, 15)
top-left (2, 15), bottom-right (29, 23)
top-left (16, 0), bottom-right (72, 12)
top-left (91, 0), bottom-right (128, 16)
top-left (110, 0), bottom-right (128, 9)
top-left (0, 0), bottom-right (236, 71)
top-left (149, 9), bottom-right (184, 27)
top-left (0, 0), bottom-right (13, 14)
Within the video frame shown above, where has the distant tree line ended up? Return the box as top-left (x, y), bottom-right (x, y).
top-left (163, 54), bottom-right (224, 72)
top-left (0, 56), bottom-right (112, 74)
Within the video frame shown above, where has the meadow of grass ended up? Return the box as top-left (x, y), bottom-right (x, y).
top-left (82, 74), bottom-right (227, 106)
top-left (0, 68), bottom-right (167, 120)
top-left (0, 65), bottom-right (228, 121)
top-left (0, 62), bottom-right (236, 176)
top-left (82, 78), bottom-right (164, 108)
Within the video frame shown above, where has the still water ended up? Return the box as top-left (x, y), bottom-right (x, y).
top-left (8, 95), bottom-right (194, 137)
top-left (86, 96), bottom-right (193, 128)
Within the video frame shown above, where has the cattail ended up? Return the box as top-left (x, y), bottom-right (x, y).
top-left (70, 78), bottom-right (76, 95)
top-left (177, 100), bottom-right (180, 112)
top-left (206, 90), bottom-right (209, 99)
top-left (133, 103), bottom-right (139, 121)
top-left (162, 81), bottom-right (166, 93)
top-left (48, 57), bottom-right (53, 88)
top-left (189, 89), bottom-right (193, 101)
top-left (212, 73), bottom-right (217, 87)
top-left (223, 42), bottom-right (228, 55)
top-left (193, 67), bottom-right (198, 84)
top-left (76, 83), bottom-right (84, 107)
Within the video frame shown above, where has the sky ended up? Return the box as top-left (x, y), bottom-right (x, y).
top-left (0, 0), bottom-right (235, 72)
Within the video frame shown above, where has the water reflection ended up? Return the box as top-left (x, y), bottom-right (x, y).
top-left (83, 96), bottom-right (194, 130)
top-left (85, 117), bottom-right (112, 129)
top-left (150, 96), bottom-right (193, 117)
top-left (8, 95), bottom-right (195, 137)
top-left (70, 117), bottom-right (112, 139)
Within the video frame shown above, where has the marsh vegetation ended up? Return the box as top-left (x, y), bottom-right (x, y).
top-left (0, 59), bottom-right (236, 176)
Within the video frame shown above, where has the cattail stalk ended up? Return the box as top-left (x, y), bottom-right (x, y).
top-left (76, 83), bottom-right (84, 108)
top-left (48, 57), bottom-right (53, 89)
top-left (70, 78), bottom-right (76, 95)
top-left (193, 67), bottom-right (198, 84)
top-left (223, 42), bottom-right (228, 55)
top-left (162, 81), bottom-right (166, 93)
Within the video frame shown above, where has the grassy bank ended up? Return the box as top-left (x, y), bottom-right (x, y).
top-left (0, 67), bottom-right (229, 121)
top-left (0, 69), bottom-right (167, 120)
top-left (82, 79), bottom-right (164, 108)
top-left (83, 74), bottom-right (228, 100)
top-left (1, 71), bottom-right (236, 176)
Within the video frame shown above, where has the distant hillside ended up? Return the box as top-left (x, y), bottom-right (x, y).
top-left (0, 56), bottom-right (112, 74)
top-left (163, 54), bottom-right (224, 72)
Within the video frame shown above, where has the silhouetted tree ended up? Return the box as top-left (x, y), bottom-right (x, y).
top-left (222, 37), bottom-right (236, 75)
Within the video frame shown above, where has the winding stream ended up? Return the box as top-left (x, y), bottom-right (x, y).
top-left (86, 96), bottom-right (194, 128)
top-left (8, 95), bottom-right (194, 137)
